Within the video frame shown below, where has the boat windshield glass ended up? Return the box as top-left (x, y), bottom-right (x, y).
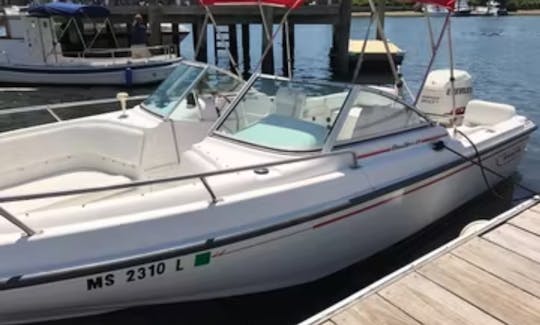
top-left (142, 62), bottom-right (243, 120)
top-left (214, 76), bottom-right (351, 151)
top-left (336, 89), bottom-right (428, 143)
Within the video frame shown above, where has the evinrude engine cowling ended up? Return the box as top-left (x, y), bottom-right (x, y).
top-left (417, 69), bottom-right (473, 125)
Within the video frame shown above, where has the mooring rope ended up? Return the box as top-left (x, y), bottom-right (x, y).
top-left (433, 133), bottom-right (539, 202)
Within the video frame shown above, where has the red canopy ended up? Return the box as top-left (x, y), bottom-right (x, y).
top-left (199, 0), bottom-right (304, 9)
top-left (409, 0), bottom-right (455, 10)
top-left (200, 0), bottom-right (454, 11)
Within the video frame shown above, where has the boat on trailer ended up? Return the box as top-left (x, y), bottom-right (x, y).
top-left (0, 3), bottom-right (181, 86)
top-left (0, 0), bottom-right (536, 323)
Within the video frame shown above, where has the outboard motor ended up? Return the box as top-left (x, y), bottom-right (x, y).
top-left (417, 69), bottom-right (473, 125)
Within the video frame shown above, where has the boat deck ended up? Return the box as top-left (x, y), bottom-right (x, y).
top-left (302, 197), bottom-right (540, 325)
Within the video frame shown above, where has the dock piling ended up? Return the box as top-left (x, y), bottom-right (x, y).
top-left (241, 24), bottom-right (251, 78)
top-left (282, 21), bottom-right (295, 77)
top-left (228, 24), bottom-right (239, 71)
top-left (148, 5), bottom-right (163, 46)
top-left (376, 0), bottom-right (386, 40)
top-left (260, 6), bottom-right (275, 75)
top-left (172, 22), bottom-right (180, 57)
top-left (193, 17), bottom-right (208, 62)
top-left (332, 0), bottom-right (352, 77)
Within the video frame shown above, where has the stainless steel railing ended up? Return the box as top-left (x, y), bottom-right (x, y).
top-left (0, 150), bottom-right (359, 236)
top-left (0, 95), bottom-right (148, 124)
top-left (0, 95), bottom-right (148, 236)
top-left (57, 44), bottom-right (177, 62)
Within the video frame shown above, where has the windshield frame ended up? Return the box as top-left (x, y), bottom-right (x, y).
top-left (210, 74), bottom-right (434, 153)
top-left (140, 60), bottom-right (243, 120)
top-left (210, 73), bottom-right (355, 153)
top-left (327, 85), bottom-right (434, 150)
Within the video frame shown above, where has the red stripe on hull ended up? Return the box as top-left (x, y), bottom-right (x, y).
top-left (356, 133), bottom-right (448, 160)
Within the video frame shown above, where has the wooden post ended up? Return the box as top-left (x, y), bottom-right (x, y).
top-left (172, 22), bottom-right (180, 57)
top-left (228, 24), bottom-right (238, 72)
top-left (260, 6), bottom-right (274, 75)
top-left (376, 0), bottom-right (386, 40)
top-left (241, 24), bottom-right (251, 78)
top-left (281, 22), bottom-right (295, 77)
top-left (148, 5), bottom-right (163, 46)
top-left (126, 21), bottom-right (133, 47)
top-left (333, 0), bottom-right (352, 76)
top-left (192, 17), bottom-right (208, 62)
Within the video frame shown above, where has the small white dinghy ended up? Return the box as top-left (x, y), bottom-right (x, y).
top-left (0, 59), bottom-right (535, 323)
top-left (0, 4), bottom-right (181, 86)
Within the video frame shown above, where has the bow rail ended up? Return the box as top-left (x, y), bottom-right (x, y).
top-left (0, 95), bottom-right (148, 133)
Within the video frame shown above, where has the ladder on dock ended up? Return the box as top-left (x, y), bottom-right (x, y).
top-left (213, 25), bottom-right (230, 66)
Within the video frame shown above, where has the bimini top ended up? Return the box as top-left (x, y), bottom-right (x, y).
top-left (199, 0), bottom-right (305, 9)
top-left (200, 0), bottom-right (455, 10)
top-left (28, 3), bottom-right (110, 18)
top-left (408, 0), bottom-right (456, 10)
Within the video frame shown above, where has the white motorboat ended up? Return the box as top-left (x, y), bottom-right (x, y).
top-left (473, 0), bottom-right (507, 16)
top-left (0, 63), bottom-right (536, 323)
top-left (454, 0), bottom-right (472, 16)
top-left (423, 4), bottom-right (449, 17)
top-left (0, 4), bottom-right (181, 85)
top-left (0, 0), bottom-right (535, 323)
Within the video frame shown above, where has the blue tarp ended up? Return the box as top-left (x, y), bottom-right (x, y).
top-left (28, 3), bottom-right (110, 18)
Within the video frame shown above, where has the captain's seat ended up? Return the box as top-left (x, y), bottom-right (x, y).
top-left (274, 87), bottom-right (306, 118)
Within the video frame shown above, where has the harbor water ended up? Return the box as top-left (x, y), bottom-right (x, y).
top-left (0, 15), bottom-right (539, 324)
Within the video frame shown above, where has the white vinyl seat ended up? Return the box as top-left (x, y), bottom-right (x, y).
top-left (337, 107), bottom-right (363, 140)
top-left (463, 100), bottom-right (516, 126)
top-left (275, 87), bottom-right (306, 118)
top-left (0, 121), bottom-right (145, 189)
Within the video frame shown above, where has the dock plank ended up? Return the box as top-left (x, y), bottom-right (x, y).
top-left (484, 224), bottom-right (540, 263)
top-left (330, 294), bottom-right (419, 325)
top-left (418, 254), bottom-right (540, 325)
top-left (453, 237), bottom-right (540, 298)
top-left (379, 272), bottom-right (502, 325)
top-left (509, 209), bottom-right (540, 236)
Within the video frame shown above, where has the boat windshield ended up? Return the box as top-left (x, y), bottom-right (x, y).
top-left (142, 62), bottom-right (243, 120)
top-left (214, 76), bottom-right (351, 151)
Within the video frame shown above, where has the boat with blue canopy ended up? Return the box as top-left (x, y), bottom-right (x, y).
top-left (0, 4), bottom-right (181, 85)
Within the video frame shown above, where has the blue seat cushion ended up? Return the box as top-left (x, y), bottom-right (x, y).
top-left (234, 114), bottom-right (328, 150)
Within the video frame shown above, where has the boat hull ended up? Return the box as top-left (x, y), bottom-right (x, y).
top-left (453, 10), bottom-right (472, 16)
top-left (0, 59), bottom-right (181, 86)
top-left (0, 129), bottom-right (532, 324)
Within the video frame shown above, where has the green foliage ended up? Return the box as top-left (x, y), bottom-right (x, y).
top-left (506, 0), bottom-right (540, 9)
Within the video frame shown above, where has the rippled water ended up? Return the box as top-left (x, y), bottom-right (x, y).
top-left (1, 15), bottom-right (539, 325)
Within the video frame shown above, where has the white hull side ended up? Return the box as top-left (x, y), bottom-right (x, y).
top-left (0, 133), bottom-right (530, 324)
top-left (0, 61), bottom-right (181, 85)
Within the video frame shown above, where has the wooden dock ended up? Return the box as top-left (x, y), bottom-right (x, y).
top-left (301, 197), bottom-right (540, 325)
